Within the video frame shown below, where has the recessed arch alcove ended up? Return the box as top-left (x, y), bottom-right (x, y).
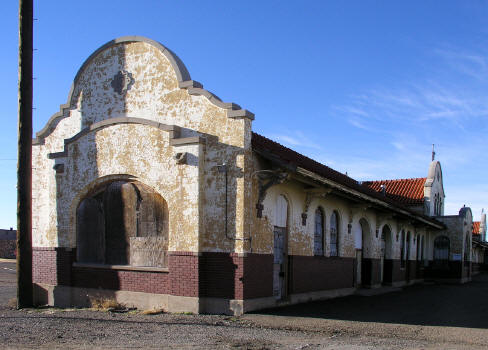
top-left (76, 179), bottom-right (169, 267)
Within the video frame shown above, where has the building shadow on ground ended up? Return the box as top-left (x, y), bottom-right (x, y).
top-left (251, 273), bottom-right (488, 329)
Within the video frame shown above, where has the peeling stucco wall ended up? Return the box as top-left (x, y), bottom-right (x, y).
top-left (435, 207), bottom-right (473, 261)
top-left (248, 163), bottom-right (428, 261)
top-left (32, 37), bottom-right (441, 264)
top-left (32, 39), bottom-right (251, 254)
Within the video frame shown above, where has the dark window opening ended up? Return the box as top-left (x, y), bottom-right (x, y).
top-left (433, 235), bottom-right (450, 270)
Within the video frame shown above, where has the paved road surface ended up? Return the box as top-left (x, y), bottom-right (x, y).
top-left (250, 274), bottom-right (488, 329)
top-left (0, 260), bottom-right (16, 306)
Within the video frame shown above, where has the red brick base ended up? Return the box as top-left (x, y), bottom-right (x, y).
top-left (33, 247), bottom-right (73, 285)
top-left (290, 256), bottom-right (355, 293)
top-left (33, 248), bottom-right (360, 302)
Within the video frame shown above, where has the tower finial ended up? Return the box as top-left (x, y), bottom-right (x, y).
top-left (432, 144), bottom-right (435, 161)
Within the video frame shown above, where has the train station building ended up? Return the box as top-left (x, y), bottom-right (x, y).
top-left (31, 37), bottom-right (486, 314)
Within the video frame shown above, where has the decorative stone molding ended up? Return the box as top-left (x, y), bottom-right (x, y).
top-left (53, 163), bottom-right (64, 174)
top-left (174, 152), bottom-right (188, 165)
top-left (111, 70), bottom-right (135, 95)
top-left (301, 188), bottom-right (332, 225)
top-left (255, 171), bottom-right (288, 218)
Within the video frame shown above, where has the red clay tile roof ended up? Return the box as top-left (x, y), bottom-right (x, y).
top-left (473, 221), bottom-right (481, 235)
top-left (251, 132), bottom-right (443, 228)
top-left (362, 178), bottom-right (426, 206)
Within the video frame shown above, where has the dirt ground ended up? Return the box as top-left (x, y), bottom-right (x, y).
top-left (1, 259), bottom-right (487, 349)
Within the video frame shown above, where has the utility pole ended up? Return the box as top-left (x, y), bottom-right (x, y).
top-left (17, 0), bottom-right (33, 308)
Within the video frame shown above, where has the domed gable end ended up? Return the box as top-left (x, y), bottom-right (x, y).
top-left (424, 161), bottom-right (445, 216)
top-left (34, 36), bottom-right (254, 145)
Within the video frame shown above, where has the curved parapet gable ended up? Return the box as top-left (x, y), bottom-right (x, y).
top-left (459, 206), bottom-right (473, 221)
top-left (34, 36), bottom-right (254, 145)
top-left (424, 160), bottom-right (445, 216)
top-left (425, 161), bottom-right (444, 193)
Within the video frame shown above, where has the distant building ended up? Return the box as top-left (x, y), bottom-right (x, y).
top-left (472, 211), bottom-right (488, 274)
top-left (0, 228), bottom-right (16, 259)
top-left (31, 36), bottom-right (486, 315)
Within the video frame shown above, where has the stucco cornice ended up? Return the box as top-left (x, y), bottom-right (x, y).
top-left (47, 116), bottom-right (190, 159)
top-left (34, 36), bottom-right (254, 145)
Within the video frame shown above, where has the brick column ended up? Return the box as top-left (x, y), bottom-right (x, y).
top-left (32, 247), bottom-right (73, 286)
top-left (168, 252), bottom-right (199, 297)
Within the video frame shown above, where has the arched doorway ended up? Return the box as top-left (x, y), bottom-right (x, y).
top-left (380, 225), bottom-right (392, 285)
top-left (406, 232), bottom-right (411, 282)
top-left (76, 180), bottom-right (169, 267)
top-left (358, 218), bottom-right (372, 286)
top-left (273, 195), bottom-right (288, 300)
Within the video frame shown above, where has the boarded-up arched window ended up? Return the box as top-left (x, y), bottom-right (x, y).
top-left (434, 235), bottom-right (450, 269)
top-left (76, 197), bottom-right (105, 264)
top-left (77, 181), bottom-right (168, 267)
top-left (330, 211), bottom-right (339, 257)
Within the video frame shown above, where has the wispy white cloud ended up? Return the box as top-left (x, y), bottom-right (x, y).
top-left (266, 45), bottom-right (488, 221)
top-left (434, 47), bottom-right (488, 81)
top-left (269, 130), bottom-right (324, 150)
top-left (343, 83), bottom-right (488, 129)
top-left (333, 46), bottom-right (488, 132)
top-left (347, 117), bottom-right (372, 131)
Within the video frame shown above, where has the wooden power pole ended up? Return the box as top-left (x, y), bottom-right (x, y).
top-left (17, 0), bottom-right (33, 308)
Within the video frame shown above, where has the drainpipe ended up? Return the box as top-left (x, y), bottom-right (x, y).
top-left (217, 163), bottom-right (229, 240)
top-left (217, 163), bottom-right (252, 245)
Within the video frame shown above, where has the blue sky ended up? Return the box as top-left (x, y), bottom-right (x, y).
top-left (1, 1), bottom-right (488, 228)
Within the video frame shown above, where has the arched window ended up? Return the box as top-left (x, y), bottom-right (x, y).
top-left (464, 234), bottom-right (470, 262)
top-left (314, 208), bottom-right (324, 256)
top-left (400, 230), bottom-right (406, 268)
top-left (433, 194), bottom-right (438, 215)
top-left (433, 235), bottom-right (450, 269)
top-left (330, 211), bottom-right (339, 256)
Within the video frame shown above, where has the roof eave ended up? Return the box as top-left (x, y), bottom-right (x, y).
top-left (296, 167), bottom-right (445, 230)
